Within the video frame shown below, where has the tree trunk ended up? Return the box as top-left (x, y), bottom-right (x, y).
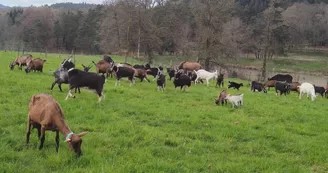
top-left (205, 57), bottom-right (210, 71)
top-left (114, 11), bottom-right (121, 50)
top-left (125, 16), bottom-right (131, 63)
top-left (261, 48), bottom-right (268, 82)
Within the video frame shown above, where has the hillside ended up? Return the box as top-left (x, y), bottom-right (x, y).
top-left (0, 4), bottom-right (9, 8)
top-left (49, 2), bottom-right (98, 9)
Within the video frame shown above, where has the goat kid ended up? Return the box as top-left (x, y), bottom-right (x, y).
top-left (225, 94), bottom-right (244, 108)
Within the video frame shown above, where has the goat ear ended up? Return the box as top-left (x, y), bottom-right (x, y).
top-left (31, 96), bottom-right (40, 105)
top-left (64, 138), bottom-right (72, 143)
top-left (76, 131), bottom-right (88, 137)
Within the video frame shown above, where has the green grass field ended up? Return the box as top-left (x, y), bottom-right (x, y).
top-left (1, 51), bottom-right (328, 172)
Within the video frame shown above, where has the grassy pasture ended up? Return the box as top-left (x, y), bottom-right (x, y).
top-left (1, 51), bottom-right (328, 172)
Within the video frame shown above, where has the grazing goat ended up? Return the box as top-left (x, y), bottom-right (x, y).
top-left (225, 94), bottom-right (244, 108)
top-left (194, 69), bottom-right (218, 86)
top-left (264, 80), bottom-right (276, 91)
top-left (288, 82), bottom-right (301, 93)
top-left (27, 93), bottom-right (88, 156)
top-left (251, 81), bottom-right (267, 93)
top-left (9, 54), bottom-right (33, 70)
top-left (173, 70), bottom-right (191, 92)
top-left (298, 82), bottom-right (316, 101)
top-left (228, 81), bottom-right (244, 90)
top-left (275, 81), bottom-right (290, 96)
top-left (62, 59), bottom-right (106, 102)
top-left (156, 71), bottom-right (166, 92)
top-left (215, 89), bottom-right (228, 105)
top-left (25, 58), bottom-right (46, 73)
top-left (314, 85), bottom-right (325, 97)
top-left (134, 68), bottom-right (150, 82)
top-left (112, 65), bottom-right (136, 87)
top-left (216, 73), bottom-right (224, 87)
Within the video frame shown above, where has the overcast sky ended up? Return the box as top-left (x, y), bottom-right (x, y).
top-left (1, 0), bottom-right (103, 7)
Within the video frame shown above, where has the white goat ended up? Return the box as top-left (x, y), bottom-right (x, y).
top-left (194, 69), bottom-right (218, 86)
top-left (297, 82), bottom-right (316, 101)
top-left (225, 94), bottom-right (244, 108)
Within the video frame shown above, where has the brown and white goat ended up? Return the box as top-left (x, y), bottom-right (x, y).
top-left (25, 58), bottom-right (46, 73)
top-left (9, 54), bottom-right (33, 70)
top-left (26, 94), bottom-right (88, 156)
top-left (215, 89), bottom-right (228, 105)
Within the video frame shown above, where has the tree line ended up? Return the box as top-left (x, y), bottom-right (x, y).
top-left (0, 0), bottom-right (328, 78)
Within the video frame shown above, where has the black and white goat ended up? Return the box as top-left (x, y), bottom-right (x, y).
top-left (112, 65), bottom-right (136, 87)
top-left (61, 58), bottom-right (106, 102)
top-left (156, 71), bottom-right (166, 92)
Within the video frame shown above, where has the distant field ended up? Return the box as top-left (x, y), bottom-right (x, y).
top-left (1, 51), bottom-right (328, 172)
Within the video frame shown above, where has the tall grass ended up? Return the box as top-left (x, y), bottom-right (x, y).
top-left (1, 51), bottom-right (328, 172)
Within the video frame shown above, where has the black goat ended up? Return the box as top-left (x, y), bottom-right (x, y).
top-left (314, 86), bottom-right (325, 97)
top-left (133, 64), bottom-right (146, 69)
top-left (82, 63), bottom-right (93, 72)
top-left (103, 55), bottom-right (114, 64)
top-left (167, 68), bottom-right (176, 80)
top-left (275, 81), bottom-right (290, 96)
top-left (228, 81), bottom-right (244, 90)
top-left (216, 73), bottom-right (224, 87)
top-left (173, 70), bottom-right (191, 92)
top-left (112, 65), bottom-right (135, 87)
top-left (251, 81), bottom-right (267, 93)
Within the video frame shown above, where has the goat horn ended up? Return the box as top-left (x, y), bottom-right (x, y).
top-left (76, 131), bottom-right (88, 137)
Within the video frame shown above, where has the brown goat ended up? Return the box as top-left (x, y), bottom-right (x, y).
top-left (26, 93), bottom-right (88, 156)
top-left (25, 58), bottom-right (46, 73)
top-left (92, 60), bottom-right (113, 78)
top-left (9, 54), bottom-right (33, 70)
top-left (178, 61), bottom-right (202, 72)
top-left (264, 80), bottom-right (276, 90)
top-left (289, 82), bottom-right (301, 93)
top-left (215, 89), bottom-right (228, 105)
top-left (134, 68), bottom-right (150, 82)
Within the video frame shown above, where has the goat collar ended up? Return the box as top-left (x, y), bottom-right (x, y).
top-left (66, 132), bottom-right (74, 140)
top-left (68, 68), bottom-right (74, 72)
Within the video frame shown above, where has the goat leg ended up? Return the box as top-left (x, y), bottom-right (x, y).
top-left (58, 83), bottom-right (63, 92)
top-left (55, 131), bottom-right (59, 153)
top-left (26, 119), bottom-right (32, 145)
top-left (50, 81), bottom-right (57, 91)
top-left (39, 126), bottom-right (45, 150)
top-left (65, 89), bottom-right (74, 100)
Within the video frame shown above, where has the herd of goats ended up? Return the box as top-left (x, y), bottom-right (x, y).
top-left (8, 54), bottom-right (328, 157)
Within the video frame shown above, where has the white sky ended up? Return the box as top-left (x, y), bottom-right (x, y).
top-left (1, 0), bottom-right (104, 7)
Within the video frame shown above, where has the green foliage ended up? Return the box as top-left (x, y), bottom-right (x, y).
top-left (1, 51), bottom-right (328, 172)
